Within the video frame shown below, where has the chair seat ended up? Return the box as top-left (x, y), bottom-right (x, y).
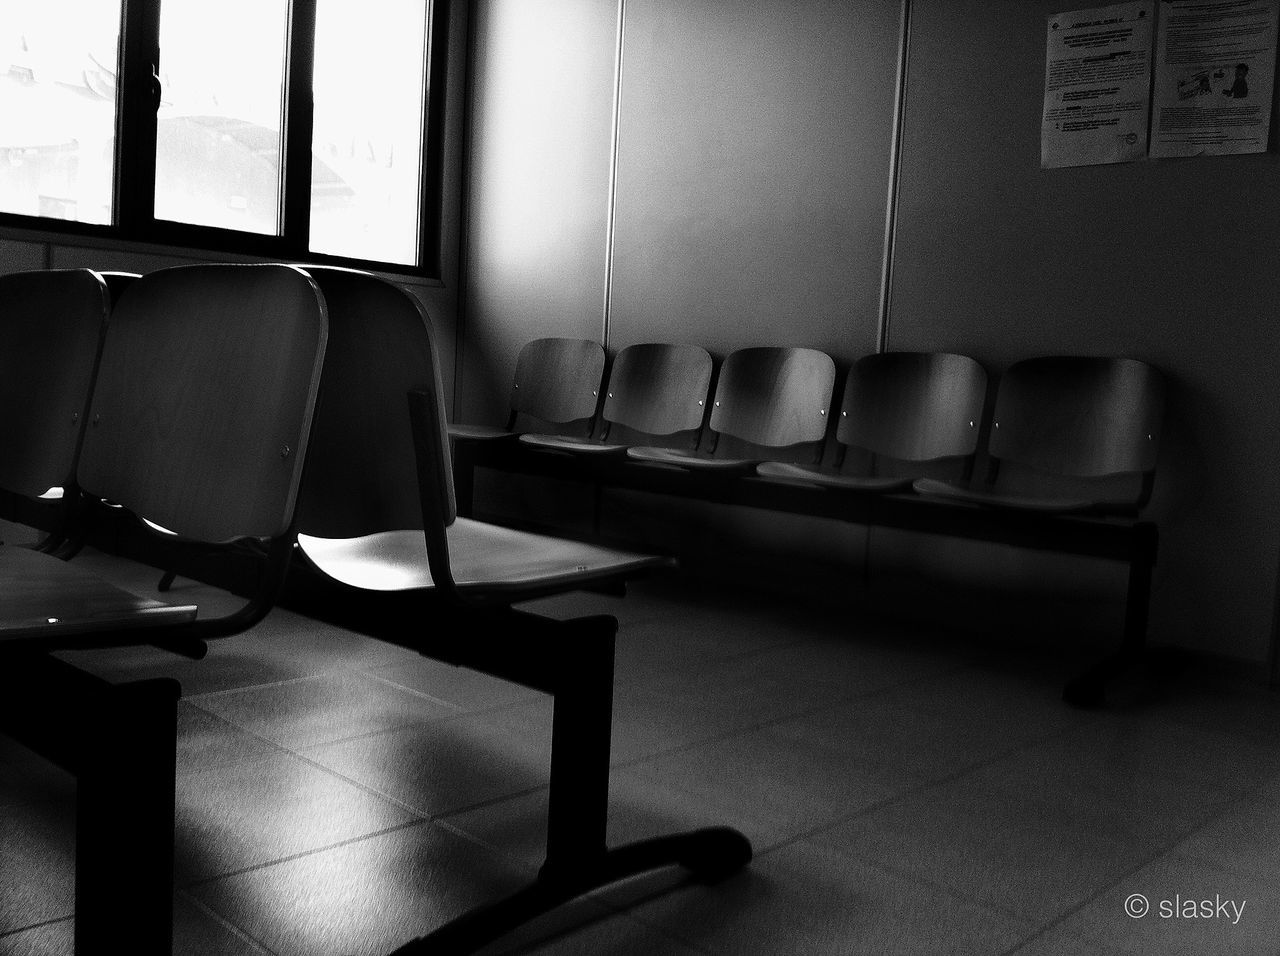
top-left (448, 423), bottom-right (517, 441)
top-left (297, 518), bottom-right (673, 599)
top-left (518, 434), bottom-right (629, 456)
top-left (626, 446), bottom-right (759, 474)
top-left (911, 478), bottom-right (1124, 514)
top-left (755, 462), bottom-right (914, 492)
top-left (0, 546), bottom-right (197, 650)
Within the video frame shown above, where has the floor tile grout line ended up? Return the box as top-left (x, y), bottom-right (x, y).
top-left (180, 817), bottom-right (433, 890)
top-left (994, 775), bottom-right (1280, 955)
top-left (0, 914), bottom-right (74, 941)
top-left (179, 889), bottom-right (281, 955)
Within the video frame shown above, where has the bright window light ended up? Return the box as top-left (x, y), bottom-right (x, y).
top-left (0, 0), bottom-right (121, 224)
top-left (309, 0), bottom-right (427, 265)
top-left (154, 0), bottom-right (289, 233)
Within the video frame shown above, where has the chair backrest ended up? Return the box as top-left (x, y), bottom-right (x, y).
top-left (295, 267), bottom-right (440, 537)
top-left (76, 264), bottom-right (328, 543)
top-left (708, 347), bottom-right (836, 453)
top-left (988, 356), bottom-right (1165, 478)
top-left (509, 337), bottom-right (605, 425)
top-left (0, 269), bottom-right (110, 498)
top-left (100, 271), bottom-right (140, 307)
top-left (603, 342), bottom-right (713, 439)
top-left (838, 352), bottom-right (987, 462)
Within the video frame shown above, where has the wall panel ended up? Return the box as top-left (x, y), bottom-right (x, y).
top-left (607, 0), bottom-right (902, 360)
top-left (0, 239), bottom-right (46, 275)
top-left (458, 0), bottom-right (620, 426)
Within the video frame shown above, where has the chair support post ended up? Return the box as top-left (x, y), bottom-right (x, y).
top-left (75, 677), bottom-right (179, 956)
top-left (0, 658), bottom-right (179, 956)
top-left (542, 617), bottom-right (617, 879)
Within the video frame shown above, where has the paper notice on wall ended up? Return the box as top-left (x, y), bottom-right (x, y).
top-left (1042, 1), bottom-right (1155, 168)
top-left (1150, 0), bottom-right (1279, 157)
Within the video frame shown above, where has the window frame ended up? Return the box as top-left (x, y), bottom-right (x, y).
top-left (0, 0), bottom-right (450, 278)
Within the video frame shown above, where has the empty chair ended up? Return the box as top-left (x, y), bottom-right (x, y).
top-left (0, 263), bottom-right (329, 954)
top-left (292, 268), bottom-right (751, 954)
top-left (914, 355), bottom-right (1165, 514)
top-left (0, 269), bottom-right (111, 548)
top-left (627, 345), bottom-right (836, 473)
top-left (448, 336), bottom-right (606, 441)
top-left (757, 351), bottom-right (987, 492)
top-left (519, 341), bottom-right (713, 455)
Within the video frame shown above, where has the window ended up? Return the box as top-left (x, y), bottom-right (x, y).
top-left (0, 0), bottom-right (446, 272)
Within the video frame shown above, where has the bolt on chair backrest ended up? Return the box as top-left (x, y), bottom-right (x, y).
top-left (707, 346), bottom-right (836, 461)
top-left (0, 269), bottom-right (110, 500)
top-left (600, 343), bottom-right (713, 446)
top-left (294, 267), bottom-right (440, 537)
top-left (837, 352), bottom-right (987, 478)
top-left (985, 355), bottom-right (1165, 509)
top-left (76, 264), bottom-right (329, 544)
top-left (509, 337), bottom-right (606, 433)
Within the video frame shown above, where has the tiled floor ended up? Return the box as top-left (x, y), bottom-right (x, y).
top-left (2, 549), bottom-right (1280, 955)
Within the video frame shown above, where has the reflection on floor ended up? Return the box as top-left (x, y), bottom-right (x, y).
top-left (2, 548), bottom-right (1279, 955)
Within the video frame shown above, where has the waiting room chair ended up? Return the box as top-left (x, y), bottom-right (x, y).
top-left (914, 355), bottom-right (1165, 514)
top-left (519, 341), bottom-right (713, 455)
top-left (292, 268), bottom-right (752, 955)
top-left (627, 345), bottom-right (836, 473)
top-left (0, 263), bottom-right (329, 955)
top-left (0, 269), bottom-right (112, 550)
top-left (758, 351), bottom-right (987, 491)
top-left (448, 336), bottom-right (606, 441)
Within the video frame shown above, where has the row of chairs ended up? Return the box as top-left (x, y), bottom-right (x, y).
top-left (452, 338), bottom-right (1166, 516)
top-left (0, 267), bottom-right (750, 955)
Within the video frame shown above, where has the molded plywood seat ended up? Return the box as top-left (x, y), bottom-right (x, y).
top-left (757, 351), bottom-right (987, 492)
top-left (0, 269), bottom-right (111, 546)
top-left (913, 356), bottom-right (1165, 516)
top-left (520, 342), bottom-right (713, 455)
top-left (628, 346), bottom-right (836, 474)
top-left (448, 336), bottom-right (606, 441)
top-left (0, 263), bottom-right (329, 954)
top-left (299, 519), bottom-right (665, 597)
top-left (290, 268), bottom-right (751, 956)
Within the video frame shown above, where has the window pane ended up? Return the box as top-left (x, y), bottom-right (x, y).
top-left (310, 0), bottom-right (427, 265)
top-left (0, 1), bottom-right (120, 224)
top-left (154, 0), bottom-right (288, 233)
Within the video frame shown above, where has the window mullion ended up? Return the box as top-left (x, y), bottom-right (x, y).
top-left (113, 0), bottom-right (161, 234)
top-left (281, 0), bottom-right (316, 254)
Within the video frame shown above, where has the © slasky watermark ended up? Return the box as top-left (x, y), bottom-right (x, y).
top-left (1124, 893), bottom-right (1246, 925)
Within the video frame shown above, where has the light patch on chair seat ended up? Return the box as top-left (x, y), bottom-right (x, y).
top-left (518, 434), bottom-right (629, 455)
top-left (627, 446), bottom-right (758, 472)
top-left (756, 462), bottom-right (914, 492)
top-left (299, 519), bottom-right (669, 595)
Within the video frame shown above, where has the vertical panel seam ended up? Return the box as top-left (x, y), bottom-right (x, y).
top-left (454, 0), bottom-right (478, 419)
top-left (602, 0), bottom-right (627, 349)
top-left (877, 0), bottom-right (912, 354)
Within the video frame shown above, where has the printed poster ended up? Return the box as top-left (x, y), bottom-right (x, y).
top-left (1042, 1), bottom-right (1155, 167)
top-left (1150, 0), bottom-right (1280, 156)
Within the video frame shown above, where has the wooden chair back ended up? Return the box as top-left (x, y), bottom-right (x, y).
top-left (603, 343), bottom-right (713, 439)
top-left (988, 356), bottom-right (1165, 478)
top-left (76, 264), bottom-right (328, 543)
top-left (839, 352), bottom-right (987, 462)
top-left (0, 269), bottom-right (110, 498)
top-left (708, 347), bottom-right (836, 449)
top-left (510, 337), bottom-right (606, 425)
top-left (295, 268), bottom-right (441, 537)
top-left (100, 271), bottom-right (140, 307)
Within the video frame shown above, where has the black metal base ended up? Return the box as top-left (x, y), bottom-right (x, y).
top-left (390, 827), bottom-right (753, 955)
